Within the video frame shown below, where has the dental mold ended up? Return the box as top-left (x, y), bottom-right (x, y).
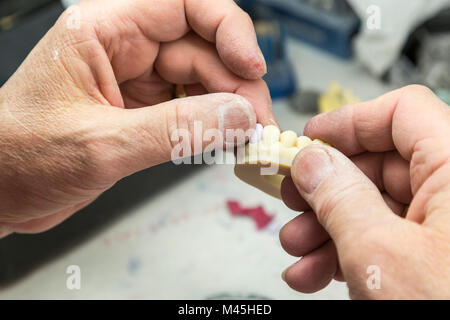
top-left (234, 124), bottom-right (327, 199)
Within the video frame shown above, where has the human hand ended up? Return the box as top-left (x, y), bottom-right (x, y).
top-left (0, 0), bottom-right (274, 237)
top-left (279, 85), bottom-right (450, 299)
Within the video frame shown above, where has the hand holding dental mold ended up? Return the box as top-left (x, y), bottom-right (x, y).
top-left (0, 0), bottom-right (274, 237)
top-left (279, 85), bottom-right (450, 299)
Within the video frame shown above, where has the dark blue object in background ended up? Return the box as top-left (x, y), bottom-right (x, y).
top-left (239, 0), bottom-right (360, 59)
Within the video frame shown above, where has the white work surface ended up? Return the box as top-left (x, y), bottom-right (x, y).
top-left (0, 40), bottom-right (394, 299)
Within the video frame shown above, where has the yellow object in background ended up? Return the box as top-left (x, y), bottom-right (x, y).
top-left (174, 84), bottom-right (187, 98)
top-left (319, 83), bottom-right (359, 114)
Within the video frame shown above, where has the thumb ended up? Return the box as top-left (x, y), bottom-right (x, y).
top-left (93, 93), bottom-right (256, 178)
top-left (291, 145), bottom-right (398, 245)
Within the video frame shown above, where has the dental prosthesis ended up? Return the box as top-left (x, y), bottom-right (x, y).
top-left (234, 124), bottom-right (327, 199)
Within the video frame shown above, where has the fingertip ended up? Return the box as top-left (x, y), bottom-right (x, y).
top-left (283, 241), bottom-right (337, 293)
top-left (279, 211), bottom-right (330, 257)
top-left (303, 115), bottom-right (320, 137)
top-left (216, 46), bottom-right (264, 81)
top-left (303, 106), bottom-right (364, 156)
top-left (230, 47), bottom-right (266, 80)
top-left (186, 0), bottom-right (266, 79)
top-left (215, 13), bottom-right (267, 80)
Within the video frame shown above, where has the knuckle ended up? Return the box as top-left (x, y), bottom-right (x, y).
top-left (174, 99), bottom-right (191, 127)
top-left (71, 113), bottom-right (124, 185)
top-left (82, 140), bottom-right (107, 174)
top-left (66, 136), bottom-right (109, 187)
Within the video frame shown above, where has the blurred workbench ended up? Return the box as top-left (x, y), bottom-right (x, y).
top-left (0, 39), bottom-right (395, 300)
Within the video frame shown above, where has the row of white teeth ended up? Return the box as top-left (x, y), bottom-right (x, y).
top-left (249, 124), bottom-right (325, 149)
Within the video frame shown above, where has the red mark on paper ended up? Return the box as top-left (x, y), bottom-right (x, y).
top-left (226, 200), bottom-right (274, 230)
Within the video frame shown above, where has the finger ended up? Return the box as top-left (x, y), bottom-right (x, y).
top-left (120, 72), bottom-right (174, 108)
top-left (185, 0), bottom-right (267, 79)
top-left (351, 151), bottom-right (412, 204)
top-left (88, 93), bottom-right (256, 180)
top-left (75, 0), bottom-right (265, 80)
top-left (282, 151), bottom-right (412, 212)
top-left (280, 177), bottom-right (311, 212)
top-left (291, 144), bottom-right (401, 246)
top-left (304, 85), bottom-right (450, 167)
top-left (156, 33), bottom-right (275, 126)
top-left (279, 211), bottom-right (330, 257)
top-left (282, 240), bottom-right (338, 293)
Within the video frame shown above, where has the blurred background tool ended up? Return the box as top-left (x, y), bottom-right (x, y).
top-left (318, 82), bottom-right (359, 114)
top-left (254, 20), bottom-right (297, 99)
top-left (289, 83), bottom-right (360, 115)
top-left (388, 7), bottom-right (450, 97)
top-left (238, 0), bottom-right (360, 58)
top-left (289, 89), bottom-right (321, 115)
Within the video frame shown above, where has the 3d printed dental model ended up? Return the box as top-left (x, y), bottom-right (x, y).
top-left (234, 124), bottom-right (327, 199)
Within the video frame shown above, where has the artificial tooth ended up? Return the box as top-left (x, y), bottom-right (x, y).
top-left (262, 125), bottom-right (280, 144)
top-left (280, 130), bottom-right (298, 147)
top-left (296, 136), bottom-right (312, 149)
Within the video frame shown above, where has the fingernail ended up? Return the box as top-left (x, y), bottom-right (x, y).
top-left (293, 147), bottom-right (333, 194)
top-left (281, 268), bottom-right (288, 282)
top-left (218, 96), bottom-right (256, 143)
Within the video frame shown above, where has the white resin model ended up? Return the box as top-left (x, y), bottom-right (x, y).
top-left (235, 125), bottom-right (327, 199)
